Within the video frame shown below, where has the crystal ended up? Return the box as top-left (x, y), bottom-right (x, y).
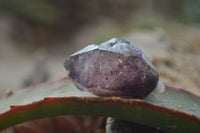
top-left (64, 38), bottom-right (159, 99)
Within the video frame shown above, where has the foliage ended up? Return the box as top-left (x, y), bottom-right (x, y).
top-left (0, 77), bottom-right (200, 132)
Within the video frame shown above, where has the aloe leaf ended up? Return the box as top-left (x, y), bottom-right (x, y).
top-left (0, 77), bottom-right (200, 133)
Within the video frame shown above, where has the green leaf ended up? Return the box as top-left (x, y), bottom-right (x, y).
top-left (0, 0), bottom-right (59, 24)
top-left (0, 77), bottom-right (200, 133)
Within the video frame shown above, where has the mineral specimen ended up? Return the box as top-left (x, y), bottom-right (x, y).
top-left (64, 38), bottom-right (159, 98)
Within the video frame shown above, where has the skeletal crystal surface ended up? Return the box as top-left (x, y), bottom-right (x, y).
top-left (64, 38), bottom-right (159, 98)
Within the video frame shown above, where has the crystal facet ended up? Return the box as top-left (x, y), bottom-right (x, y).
top-left (64, 38), bottom-right (159, 98)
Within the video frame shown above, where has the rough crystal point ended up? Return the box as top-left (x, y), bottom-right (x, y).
top-left (64, 38), bottom-right (159, 99)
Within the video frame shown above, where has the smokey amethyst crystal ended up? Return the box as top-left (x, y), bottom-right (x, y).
top-left (64, 38), bottom-right (159, 99)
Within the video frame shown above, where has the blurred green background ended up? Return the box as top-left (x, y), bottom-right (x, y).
top-left (0, 0), bottom-right (199, 51)
top-left (0, 0), bottom-right (200, 96)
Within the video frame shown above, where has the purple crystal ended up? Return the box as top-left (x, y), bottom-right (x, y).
top-left (64, 38), bottom-right (159, 99)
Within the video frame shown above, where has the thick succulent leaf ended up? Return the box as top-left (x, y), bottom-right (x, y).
top-left (0, 77), bottom-right (200, 133)
top-left (0, 77), bottom-right (96, 114)
top-left (146, 85), bottom-right (200, 117)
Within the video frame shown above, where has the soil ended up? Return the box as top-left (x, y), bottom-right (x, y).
top-left (0, 16), bottom-right (200, 96)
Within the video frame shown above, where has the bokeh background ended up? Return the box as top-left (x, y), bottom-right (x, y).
top-left (0, 0), bottom-right (200, 96)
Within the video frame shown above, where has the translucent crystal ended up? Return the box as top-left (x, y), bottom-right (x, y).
top-left (64, 38), bottom-right (159, 98)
